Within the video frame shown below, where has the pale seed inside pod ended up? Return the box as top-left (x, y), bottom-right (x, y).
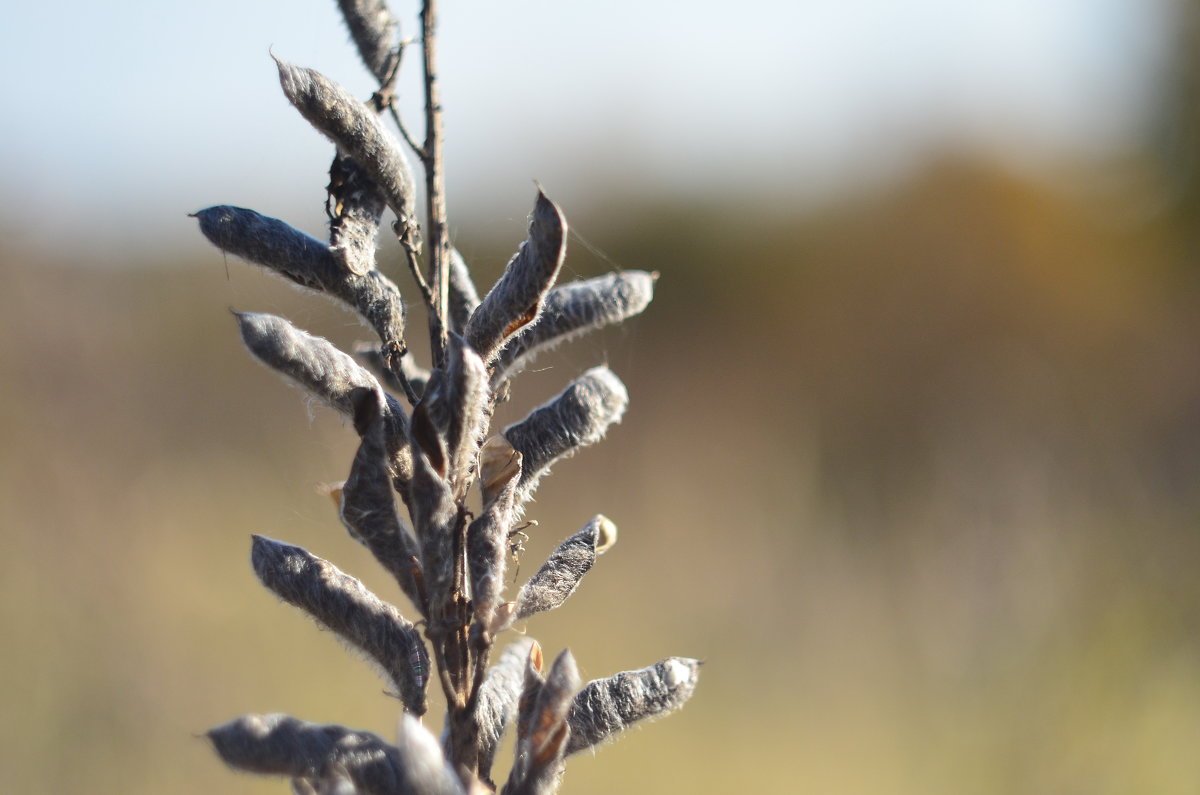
top-left (479, 435), bottom-right (522, 504)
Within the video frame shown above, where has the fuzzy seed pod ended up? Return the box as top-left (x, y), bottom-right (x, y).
top-left (275, 59), bottom-right (419, 237)
top-left (209, 713), bottom-right (463, 795)
top-left (251, 536), bottom-right (429, 714)
top-left (565, 657), bottom-right (701, 755)
top-left (208, 714), bottom-right (405, 793)
top-left (420, 334), bottom-right (490, 495)
top-left (447, 248), bottom-right (481, 334)
top-left (465, 191), bottom-right (566, 363)
top-left (493, 271), bottom-right (656, 385)
top-left (341, 390), bottom-right (423, 611)
top-left (503, 366), bottom-right (628, 505)
top-left (406, 405), bottom-right (459, 619)
top-left (233, 312), bottom-right (400, 423)
top-left (505, 649), bottom-right (578, 795)
top-left (468, 437), bottom-right (523, 627)
top-left (327, 153), bottom-right (386, 276)
top-left (197, 206), bottom-right (406, 348)
top-left (513, 516), bottom-right (615, 622)
top-left (335, 0), bottom-right (399, 84)
top-left (394, 713), bottom-right (468, 795)
top-left (473, 638), bottom-right (535, 782)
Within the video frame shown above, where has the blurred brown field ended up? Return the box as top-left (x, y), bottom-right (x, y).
top-left (2, 149), bottom-right (1200, 793)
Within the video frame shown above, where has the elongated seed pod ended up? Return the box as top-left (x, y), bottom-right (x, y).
top-left (341, 390), bottom-right (423, 611)
top-left (197, 207), bottom-right (406, 348)
top-left (209, 713), bottom-right (463, 795)
top-left (335, 0), bottom-right (399, 84)
top-left (565, 657), bottom-right (701, 755)
top-left (466, 192), bottom-right (566, 362)
top-left (234, 313), bottom-right (411, 486)
top-left (251, 536), bottom-right (429, 714)
top-left (474, 638), bottom-right (535, 782)
top-left (327, 154), bottom-right (385, 276)
top-left (208, 714), bottom-right (404, 792)
top-left (468, 437), bottom-right (522, 627)
top-left (276, 59), bottom-right (418, 237)
top-left (421, 334), bottom-right (490, 495)
top-left (394, 714), bottom-right (467, 795)
top-left (505, 650), bottom-right (578, 795)
top-left (234, 312), bottom-right (400, 423)
top-left (503, 366), bottom-right (628, 505)
top-left (406, 405), bottom-right (459, 619)
top-left (447, 248), bottom-right (481, 334)
top-left (513, 516), bottom-right (616, 622)
top-left (355, 342), bottom-right (431, 399)
top-left (493, 271), bottom-right (656, 385)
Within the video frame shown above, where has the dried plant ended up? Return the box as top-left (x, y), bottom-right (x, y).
top-left (192, 2), bottom-right (698, 792)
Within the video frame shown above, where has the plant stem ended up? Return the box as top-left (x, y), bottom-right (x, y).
top-left (422, 0), bottom-right (450, 368)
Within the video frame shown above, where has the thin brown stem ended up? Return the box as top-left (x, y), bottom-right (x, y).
top-left (422, 0), bottom-right (450, 368)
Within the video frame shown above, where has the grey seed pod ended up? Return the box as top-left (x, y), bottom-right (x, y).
top-left (503, 366), bottom-right (628, 506)
top-left (251, 536), bottom-right (429, 715)
top-left (406, 410), bottom-right (459, 619)
top-left (355, 342), bottom-right (431, 399)
top-left (421, 334), bottom-right (490, 494)
top-left (565, 657), bottom-right (701, 755)
top-left (234, 312), bottom-right (412, 485)
top-left (465, 191), bottom-right (566, 363)
top-left (196, 206), bottom-right (406, 348)
top-left (275, 59), bottom-right (419, 238)
top-left (207, 714), bottom-right (407, 795)
top-left (335, 0), bottom-right (399, 84)
top-left (447, 247), bottom-right (481, 334)
top-left (513, 642), bottom-right (545, 745)
top-left (473, 638), bottom-right (535, 782)
top-left (493, 271), bottom-right (657, 385)
top-left (467, 438), bottom-right (522, 627)
top-left (327, 153), bottom-right (385, 277)
top-left (341, 390), bottom-right (424, 611)
top-left (394, 714), bottom-right (467, 795)
top-left (513, 516), bottom-right (615, 622)
top-left (234, 312), bottom-right (398, 422)
top-left (505, 649), bottom-right (578, 795)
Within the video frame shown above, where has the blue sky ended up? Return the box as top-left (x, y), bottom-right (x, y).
top-left (0, 0), bottom-right (1172, 259)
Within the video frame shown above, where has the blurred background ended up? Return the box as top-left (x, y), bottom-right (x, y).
top-left (3, 0), bottom-right (1200, 792)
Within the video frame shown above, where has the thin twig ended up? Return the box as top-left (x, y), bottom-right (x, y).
top-left (421, 2), bottom-right (450, 368)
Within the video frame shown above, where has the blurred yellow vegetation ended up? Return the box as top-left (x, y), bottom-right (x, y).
top-left (2, 153), bottom-right (1199, 793)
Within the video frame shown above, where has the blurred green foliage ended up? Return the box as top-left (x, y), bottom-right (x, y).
top-left (2, 148), bottom-right (1199, 793)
